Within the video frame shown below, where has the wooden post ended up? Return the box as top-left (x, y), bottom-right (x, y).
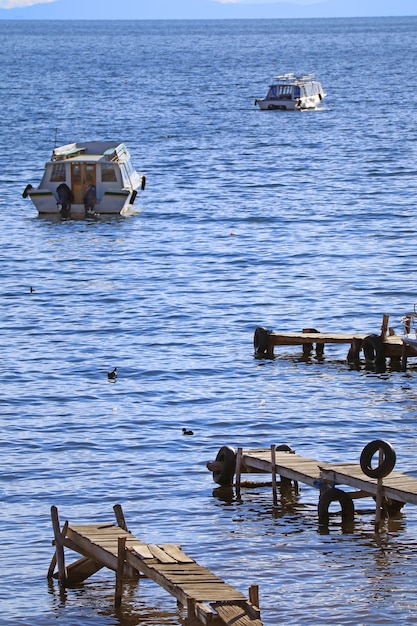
top-left (374, 478), bottom-right (383, 532)
top-left (235, 448), bottom-right (242, 498)
top-left (115, 536), bottom-right (126, 608)
top-left (380, 314), bottom-right (389, 338)
top-left (401, 337), bottom-right (408, 371)
top-left (47, 520), bottom-right (68, 579)
top-left (249, 584), bottom-right (259, 609)
top-left (271, 445), bottom-right (278, 507)
top-left (374, 446), bottom-right (384, 532)
top-left (347, 337), bottom-right (362, 366)
top-left (187, 598), bottom-right (196, 621)
top-left (113, 504), bottom-right (128, 531)
top-left (50, 506), bottom-right (67, 586)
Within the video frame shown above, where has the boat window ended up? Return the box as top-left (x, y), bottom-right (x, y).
top-left (125, 159), bottom-right (135, 177)
top-left (278, 85), bottom-right (293, 99)
top-left (50, 163), bottom-right (66, 182)
top-left (85, 165), bottom-right (95, 185)
top-left (101, 164), bottom-right (117, 182)
top-left (72, 164), bottom-right (82, 183)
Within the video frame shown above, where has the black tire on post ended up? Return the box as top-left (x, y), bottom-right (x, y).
top-left (213, 446), bottom-right (236, 486)
top-left (360, 440), bottom-right (396, 479)
top-left (363, 334), bottom-right (386, 371)
top-left (318, 487), bottom-right (355, 523)
top-left (254, 327), bottom-right (270, 357)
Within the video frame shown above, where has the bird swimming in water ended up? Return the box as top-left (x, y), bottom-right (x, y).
top-left (108, 367), bottom-right (117, 381)
top-left (182, 427), bottom-right (194, 436)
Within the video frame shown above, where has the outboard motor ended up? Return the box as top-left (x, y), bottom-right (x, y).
top-left (22, 183), bottom-right (33, 198)
top-left (56, 183), bottom-right (74, 217)
top-left (83, 184), bottom-right (96, 215)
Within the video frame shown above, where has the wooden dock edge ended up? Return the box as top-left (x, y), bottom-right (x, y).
top-left (254, 313), bottom-right (414, 370)
top-left (48, 504), bottom-right (263, 626)
top-left (207, 441), bottom-right (415, 532)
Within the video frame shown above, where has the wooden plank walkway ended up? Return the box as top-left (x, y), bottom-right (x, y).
top-left (240, 448), bottom-right (417, 504)
top-left (253, 314), bottom-right (415, 369)
top-left (48, 505), bottom-right (262, 626)
top-left (208, 445), bottom-right (417, 529)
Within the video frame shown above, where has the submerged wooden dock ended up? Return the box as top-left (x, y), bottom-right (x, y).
top-left (207, 441), bottom-right (417, 531)
top-left (48, 504), bottom-right (262, 626)
top-left (254, 313), bottom-right (416, 370)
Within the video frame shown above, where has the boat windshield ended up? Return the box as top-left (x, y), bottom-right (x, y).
top-left (267, 84), bottom-right (294, 100)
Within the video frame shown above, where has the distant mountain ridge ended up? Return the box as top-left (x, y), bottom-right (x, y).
top-left (1, 0), bottom-right (416, 20)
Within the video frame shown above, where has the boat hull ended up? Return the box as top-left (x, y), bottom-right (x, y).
top-left (255, 95), bottom-right (323, 111)
top-left (28, 189), bottom-right (135, 216)
top-left (23, 141), bottom-right (145, 218)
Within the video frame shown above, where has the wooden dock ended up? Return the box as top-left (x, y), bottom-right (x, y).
top-left (253, 314), bottom-right (415, 370)
top-left (207, 442), bottom-right (417, 530)
top-left (48, 504), bottom-right (262, 626)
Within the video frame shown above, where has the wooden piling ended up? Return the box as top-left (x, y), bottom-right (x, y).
top-left (271, 445), bottom-right (278, 507)
top-left (249, 584), bottom-right (260, 609)
top-left (115, 536), bottom-right (126, 608)
top-left (235, 447), bottom-right (243, 498)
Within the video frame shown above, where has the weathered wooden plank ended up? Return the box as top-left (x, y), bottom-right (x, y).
top-left (213, 602), bottom-right (262, 626)
top-left (131, 544), bottom-right (155, 560)
top-left (179, 584), bottom-right (247, 601)
top-left (320, 466), bottom-right (417, 505)
top-left (66, 528), bottom-right (120, 571)
top-left (269, 331), bottom-right (367, 345)
top-left (147, 544), bottom-right (178, 563)
top-left (268, 331), bottom-right (403, 347)
top-left (158, 544), bottom-right (195, 564)
top-left (65, 556), bottom-right (104, 585)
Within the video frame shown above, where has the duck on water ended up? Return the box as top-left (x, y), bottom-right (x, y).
top-left (22, 141), bottom-right (146, 218)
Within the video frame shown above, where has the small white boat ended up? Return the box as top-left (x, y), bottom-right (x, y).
top-left (401, 305), bottom-right (417, 355)
top-left (255, 73), bottom-right (326, 111)
top-left (403, 333), bottom-right (417, 355)
top-left (23, 141), bottom-right (146, 217)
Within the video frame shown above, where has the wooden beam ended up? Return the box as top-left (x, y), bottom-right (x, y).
top-left (51, 506), bottom-right (67, 586)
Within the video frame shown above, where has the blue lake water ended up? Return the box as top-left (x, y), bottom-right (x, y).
top-left (1, 16), bottom-right (417, 625)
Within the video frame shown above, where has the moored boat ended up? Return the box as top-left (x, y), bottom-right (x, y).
top-left (255, 73), bottom-right (326, 111)
top-left (23, 141), bottom-right (146, 217)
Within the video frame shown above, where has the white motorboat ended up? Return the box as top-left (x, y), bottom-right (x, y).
top-left (23, 141), bottom-right (146, 217)
top-left (255, 73), bottom-right (326, 111)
